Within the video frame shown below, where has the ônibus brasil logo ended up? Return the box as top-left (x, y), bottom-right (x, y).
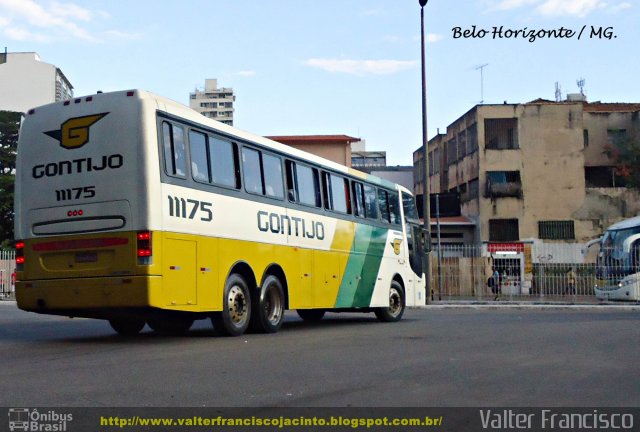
top-left (44, 113), bottom-right (109, 149)
top-left (8, 408), bottom-right (73, 431)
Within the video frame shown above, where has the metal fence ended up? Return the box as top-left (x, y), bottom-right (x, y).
top-left (0, 250), bottom-right (16, 299)
top-left (429, 243), bottom-right (616, 303)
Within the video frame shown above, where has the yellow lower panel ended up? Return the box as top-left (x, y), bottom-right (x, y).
top-left (16, 276), bottom-right (161, 311)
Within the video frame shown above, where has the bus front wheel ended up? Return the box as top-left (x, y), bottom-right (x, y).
top-left (374, 281), bottom-right (405, 323)
top-left (212, 274), bottom-right (252, 336)
top-left (249, 275), bottom-right (285, 333)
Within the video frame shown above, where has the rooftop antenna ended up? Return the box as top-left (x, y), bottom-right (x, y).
top-left (475, 63), bottom-right (488, 104)
top-left (555, 82), bottom-right (562, 102)
top-left (577, 78), bottom-right (586, 96)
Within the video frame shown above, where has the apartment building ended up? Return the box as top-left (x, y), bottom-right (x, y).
top-left (0, 52), bottom-right (73, 112)
top-left (189, 79), bottom-right (235, 126)
top-left (414, 98), bottom-right (640, 245)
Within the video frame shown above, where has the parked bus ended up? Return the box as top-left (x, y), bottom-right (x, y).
top-left (15, 90), bottom-right (426, 336)
top-left (594, 216), bottom-right (640, 301)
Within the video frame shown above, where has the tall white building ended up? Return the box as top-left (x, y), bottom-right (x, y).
top-left (0, 51), bottom-right (73, 113)
top-left (189, 79), bottom-right (235, 126)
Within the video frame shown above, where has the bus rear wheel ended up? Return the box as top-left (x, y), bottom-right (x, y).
top-left (374, 281), bottom-right (405, 322)
top-left (249, 275), bottom-right (285, 333)
top-left (212, 274), bottom-right (251, 336)
top-left (108, 317), bottom-right (146, 336)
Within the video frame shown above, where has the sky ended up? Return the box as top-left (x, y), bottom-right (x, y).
top-left (1, 0), bottom-right (639, 165)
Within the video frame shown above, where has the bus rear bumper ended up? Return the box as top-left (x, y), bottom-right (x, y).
top-left (16, 276), bottom-right (161, 313)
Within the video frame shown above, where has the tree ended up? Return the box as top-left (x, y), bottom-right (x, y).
top-left (0, 110), bottom-right (21, 247)
top-left (603, 133), bottom-right (640, 189)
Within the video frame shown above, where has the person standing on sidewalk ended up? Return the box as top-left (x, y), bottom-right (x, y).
top-left (566, 267), bottom-right (577, 295)
top-left (489, 267), bottom-right (501, 301)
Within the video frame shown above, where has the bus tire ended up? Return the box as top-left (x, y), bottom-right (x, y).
top-left (108, 317), bottom-right (146, 336)
top-left (249, 275), bottom-right (285, 333)
top-left (374, 281), bottom-right (405, 323)
top-left (297, 309), bottom-right (326, 322)
top-left (147, 316), bottom-right (194, 335)
top-left (212, 274), bottom-right (251, 336)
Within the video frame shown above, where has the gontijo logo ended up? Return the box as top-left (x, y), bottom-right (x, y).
top-left (44, 113), bottom-right (108, 149)
top-left (391, 238), bottom-right (403, 255)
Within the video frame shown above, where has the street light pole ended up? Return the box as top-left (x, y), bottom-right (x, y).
top-left (419, 0), bottom-right (432, 303)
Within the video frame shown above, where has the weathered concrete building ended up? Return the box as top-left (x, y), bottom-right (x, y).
top-left (414, 99), bottom-right (640, 245)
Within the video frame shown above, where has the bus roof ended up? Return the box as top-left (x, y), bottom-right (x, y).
top-left (607, 216), bottom-right (640, 231)
top-left (141, 90), bottom-right (406, 193)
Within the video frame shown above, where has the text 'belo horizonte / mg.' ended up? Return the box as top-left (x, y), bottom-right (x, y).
top-left (452, 25), bottom-right (616, 42)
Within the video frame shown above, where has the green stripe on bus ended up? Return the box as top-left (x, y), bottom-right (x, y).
top-left (334, 224), bottom-right (387, 307)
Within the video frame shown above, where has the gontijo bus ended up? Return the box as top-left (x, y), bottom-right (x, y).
top-left (15, 90), bottom-right (426, 336)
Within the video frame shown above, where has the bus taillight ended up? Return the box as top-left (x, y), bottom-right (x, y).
top-left (137, 231), bottom-right (152, 265)
top-left (15, 240), bottom-right (25, 270)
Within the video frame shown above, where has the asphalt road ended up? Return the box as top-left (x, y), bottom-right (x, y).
top-left (1, 302), bottom-right (639, 407)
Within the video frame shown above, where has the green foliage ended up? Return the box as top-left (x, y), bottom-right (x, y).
top-left (603, 134), bottom-right (640, 189)
top-left (0, 111), bottom-right (21, 246)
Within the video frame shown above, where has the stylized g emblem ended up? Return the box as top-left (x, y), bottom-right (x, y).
top-left (44, 113), bottom-right (108, 149)
top-left (391, 238), bottom-right (403, 255)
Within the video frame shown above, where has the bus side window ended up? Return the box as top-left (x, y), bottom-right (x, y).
top-left (352, 181), bottom-right (365, 218)
top-left (363, 184), bottom-right (378, 220)
top-left (286, 160), bottom-right (297, 202)
top-left (210, 136), bottom-right (240, 189)
top-left (263, 153), bottom-right (284, 199)
top-left (378, 189), bottom-right (390, 223)
top-left (162, 122), bottom-right (186, 178)
top-left (189, 130), bottom-right (210, 183)
top-left (285, 160), bottom-right (322, 208)
top-left (389, 192), bottom-right (401, 225)
top-left (242, 147), bottom-right (263, 195)
top-left (323, 172), bottom-right (351, 214)
top-left (295, 163), bottom-right (322, 208)
top-left (402, 192), bottom-right (420, 221)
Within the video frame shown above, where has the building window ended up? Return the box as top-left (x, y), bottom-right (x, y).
top-left (485, 118), bottom-right (519, 149)
top-left (583, 129), bottom-right (589, 148)
top-left (467, 123), bottom-right (478, 154)
top-left (468, 178), bottom-right (479, 201)
top-left (607, 129), bottom-right (627, 146)
top-left (538, 220), bottom-right (575, 240)
top-left (447, 138), bottom-right (457, 166)
top-left (489, 219), bottom-right (519, 242)
top-left (584, 166), bottom-right (628, 188)
top-left (486, 171), bottom-right (522, 198)
top-left (457, 131), bottom-right (466, 160)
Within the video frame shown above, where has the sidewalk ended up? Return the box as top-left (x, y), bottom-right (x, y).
top-left (422, 296), bottom-right (640, 310)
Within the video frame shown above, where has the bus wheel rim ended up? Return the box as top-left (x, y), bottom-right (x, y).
top-left (265, 283), bottom-right (283, 324)
top-left (389, 288), bottom-right (402, 317)
top-left (228, 285), bottom-right (248, 325)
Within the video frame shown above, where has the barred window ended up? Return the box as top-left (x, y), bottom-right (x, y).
top-left (538, 220), bottom-right (575, 240)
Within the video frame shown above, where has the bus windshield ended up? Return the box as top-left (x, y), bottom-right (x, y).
top-left (599, 225), bottom-right (640, 280)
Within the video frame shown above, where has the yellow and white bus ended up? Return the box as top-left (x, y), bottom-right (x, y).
top-left (15, 90), bottom-right (426, 336)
